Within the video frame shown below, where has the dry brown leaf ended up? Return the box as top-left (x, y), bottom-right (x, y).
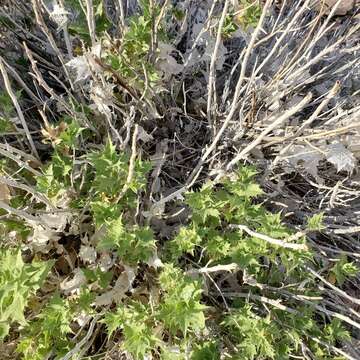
top-left (28, 224), bottom-right (60, 253)
top-left (146, 251), bottom-right (164, 269)
top-left (41, 121), bottom-right (67, 145)
top-left (60, 268), bottom-right (87, 295)
top-left (79, 245), bottom-right (97, 264)
top-left (95, 266), bottom-right (136, 306)
top-left (0, 183), bottom-right (11, 204)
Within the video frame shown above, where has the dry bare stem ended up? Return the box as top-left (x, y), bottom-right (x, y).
top-left (229, 224), bottom-right (308, 251)
top-left (62, 315), bottom-right (101, 360)
top-left (226, 92), bottom-right (313, 170)
top-left (30, 0), bottom-right (74, 90)
top-left (115, 0), bottom-right (125, 31)
top-left (170, 0), bottom-right (274, 194)
top-left (0, 57), bottom-right (40, 159)
top-left (2, 59), bottom-right (42, 105)
top-left (115, 125), bottom-right (139, 203)
top-left (207, 0), bottom-right (230, 134)
top-left (0, 176), bottom-right (55, 209)
top-left (0, 200), bottom-right (46, 226)
top-left (309, 337), bottom-right (357, 360)
top-left (84, 0), bottom-right (96, 46)
top-left (186, 263), bottom-right (239, 276)
top-left (306, 267), bottom-right (360, 307)
top-left (222, 291), bottom-right (299, 314)
top-left (272, 81), bottom-right (340, 166)
top-left (183, 1), bottom-right (219, 68)
top-left (23, 42), bottom-right (74, 115)
top-left (0, 147), bottom-right (41, 177)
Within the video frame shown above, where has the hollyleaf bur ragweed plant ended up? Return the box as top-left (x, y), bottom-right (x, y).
top-left (103, 302), bottom-right (160, 359)
top-left (0, 111), bottom-right (357, 360)
top-left (92, 0), bottom-right (169, 93)
top-left (3, 157), bottom-right (357, 360)
top-left (102, 264), bottom-right (207, 359)
top-left (0, 249), bottom-right (53, 340)
top-left (97, 217), bottom-right (156, 265)
top-left (87, 139), bottom-right (154, 265)
top-left (88, 139), bottom-right (151, 201)
top-left (161, 167), bottom-right (353, 359)
top-left (1, 1), bottom-right (359, 359)
top-left (64, 0), bottom-right (111, 43)
top-left (235, 0), bottom-right (262, 29)
top-left (158, 264), bottom-right (207, 337)
top-left (16, 294), bottom-right (73, 360)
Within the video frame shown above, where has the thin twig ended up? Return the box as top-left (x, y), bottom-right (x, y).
top-left (186, 263), bottom-right (239, 276)
top-left (203, 0), bottom-right (273, 173)
top-left (207, 0), bottom-right (230, 134)
top-left (306, 267), bottom-right (360, 307)
top-left (0, 146), bottom-right (42, 177)
top-left (58, 0), bottom-right (73, 58)
top-left (222, 291), bottom-right (299, 314)
top-left (23, 42), bottom-right (73, 115)
top-left (2, 58), bottom-right (42, 105)
top-left (333, 226), bottom-right (360, 235)
top-left (152, 0), bottom-right (171, 56)
top-left (31, 0), bottom-right (74, 90)
top-left (310, 337), bottom-right (357, 360)
top-left (273, 81), bottom-right (340, 166)
top-left (116, 0), bottom-right (125, 32)
top-left (0, 200), bottom-right (46, 225)
top-left (227, 92), bottom-right (312, 170)
top-left (183, 0), bottom-right (218, 68)
top-left (115, 125), bottom-right (139, 203)
top-left (0, 176), bottom-right (55, 209)
top-left (0, 57), bottom-right (40, 160)
top-left (84, 0), bottom-right (96, 46)
top-left (156, 0), bottom-right (273, 203)
top-left (62, 315), bottom-right (100, 360)
top-left (230, 224), bottom-right (308, 251)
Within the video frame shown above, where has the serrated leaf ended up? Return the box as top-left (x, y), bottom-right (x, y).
top-left (307, 213), bottom-right (324, 231)
top-left (330, 256), bottom-right (358, 286)
top-left (98, 217), bottom-right (156, 265)
top-left (0, 249), bottom-right (53, 339)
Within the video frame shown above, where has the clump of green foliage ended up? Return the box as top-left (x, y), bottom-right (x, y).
top-left (65, 0), bottom-right (111, 43)
top-left (103, 0), bottom-right (168, 89)
top-left (105, 15), bottom-right (160, 88)
top-left (1, 160), bottom-right (357, 360)
top-left (97, 217), bottom-right (156, 265)
top-left (16, 295), bottom-right (73, 360)
top-left (63, 0), bottom-right (166, 89)
top-left (330, 255), bottom-right (359, 286)
top-left (235, 0), bottom-right (262, 30)
top-left (222, 14), bottom-right (239, 38)
top-left (1, 113), bottom-right (357, 359)
top-left (1, 129), bottom-right (356, 359)
top-left (162, 166), bottom-right (353, 359)
top-left (102, 263), bottom-right (207, 359)
top-left (0, 249), bottom-right (53, 339)
top-left (221, 1), bottom-right (262, 37)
